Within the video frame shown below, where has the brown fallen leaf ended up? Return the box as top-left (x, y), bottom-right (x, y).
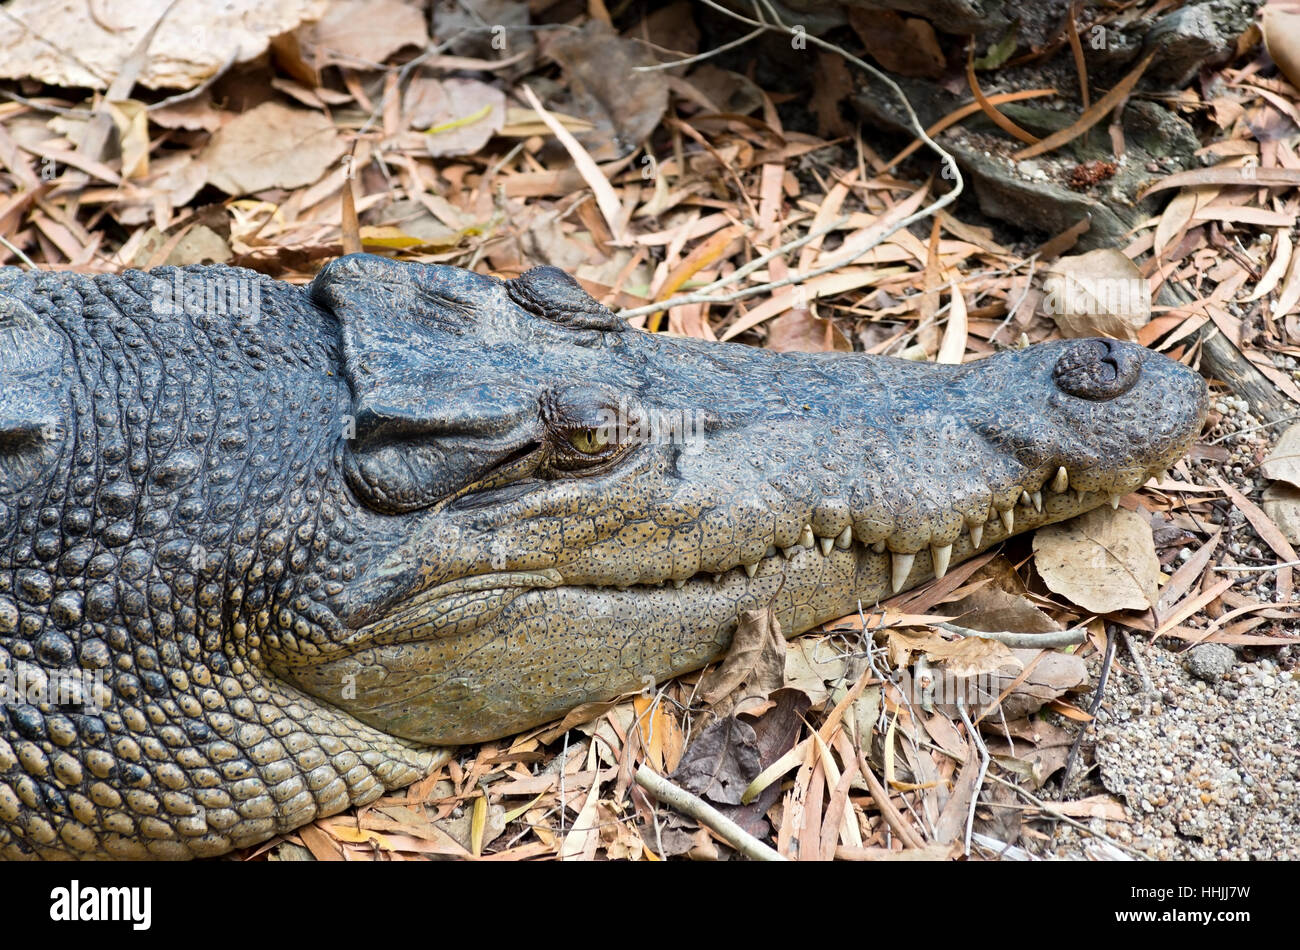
top-left (947, 584), bottom-right (1062, 635)
top-left (669, 716), bottom-right (762, 807)
top-left (847, 8), bottom-right (946, 78)
top-left (303, 0), bottom-right (427, 65)
top-left (0, 0), bottom-right (325, 90)
top-left (202, 101), bottom-right (344, 195)
top-left (698, 608), bottom-right (786, 718)
top-left (1262, 483), bottom-right (1300, 545)
top-left (1041, 248), bottom-right (1151, 341)
top-left (1033, 507), bottom-right (1161, 613)
top-left (406, 78), bottom-right (506, 158)
top-left (1263, 5), bottom-right (1300, 91)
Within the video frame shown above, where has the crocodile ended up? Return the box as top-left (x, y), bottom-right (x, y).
top-left (0, 254), bottom-right (1206, 859)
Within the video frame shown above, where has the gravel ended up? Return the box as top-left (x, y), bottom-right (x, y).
top-left (1043, 636), bottom-right (1299, 860)
top-left (1185, 642), bottom-right (1237, 681)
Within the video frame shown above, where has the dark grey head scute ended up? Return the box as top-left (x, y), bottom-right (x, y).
top-left (506, 266), bottom-right (624, 331)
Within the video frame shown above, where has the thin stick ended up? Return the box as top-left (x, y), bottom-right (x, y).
top-left (957, 701), bottom-right (990, 857)
top-left (1058, 624), bottom-right (1117, 797)
top-left (1120, 629), bottom-right (1156, 698)
top-left (0, 233), bottom-right (37, 269)
top-left (940, 622), bottom-right (1087, 649)
top-left (634, 765), bottom-right (788, 861)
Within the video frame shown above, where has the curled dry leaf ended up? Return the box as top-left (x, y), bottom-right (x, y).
top-left (1040, 248), bottom-right (1151, 341)
top-left (698, 608), bottom-right (786, 718)
top-left (544, 20), bottom-right (668, 160)
top-left (1033, 507), bottom-right (1161, 613)
top-left (202, 102), bottom-right (344, 195)
top-left (1262, 5), bottom-right (1300, 91)
top-left (669, 716), bottom-right (762, 806)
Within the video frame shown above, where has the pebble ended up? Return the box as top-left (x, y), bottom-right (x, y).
top-left (1186, 643), bottom-right (1236, 681)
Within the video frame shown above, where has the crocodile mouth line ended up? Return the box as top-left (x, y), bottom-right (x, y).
top-left (354, 462), bottom-right (1170, 652)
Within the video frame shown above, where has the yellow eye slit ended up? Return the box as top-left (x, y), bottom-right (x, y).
top-left (567, 427), bottom-right (612, 454)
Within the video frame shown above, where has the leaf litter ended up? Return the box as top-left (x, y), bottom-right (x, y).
top-left (2, 0), bottom-right (1298, 860)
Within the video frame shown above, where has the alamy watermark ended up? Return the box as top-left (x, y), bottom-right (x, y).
top-left (593, 399), bottom-right (708, 454)
top-left (0, 661), bottom-right (109, 715)
top-left (1041, 276), bottom-right (1148, 319)
top-left (151, 271), bottom-right (262, 324)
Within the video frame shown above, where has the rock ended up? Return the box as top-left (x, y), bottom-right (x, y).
top-left (1185, 643), bottom-right (1237, 682)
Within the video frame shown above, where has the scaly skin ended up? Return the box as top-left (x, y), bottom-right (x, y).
top-left (0, 255), bottom-right (1206, 858)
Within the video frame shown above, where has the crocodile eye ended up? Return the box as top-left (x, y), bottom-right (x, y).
top-left (565, 427), bottom-right (613, 455)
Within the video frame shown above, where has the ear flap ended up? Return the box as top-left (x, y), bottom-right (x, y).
top-left (0, 290), bottom-right (68, 494)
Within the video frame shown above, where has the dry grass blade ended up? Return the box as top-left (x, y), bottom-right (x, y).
top-left (965, 42), bottom-right (1041, 146)
top-left (884, 88), bottom-right (1058, 169)
top-left (519, 85), bottom-right (623, 240)
top-left (1014, 52), bottom-right (1156, 160)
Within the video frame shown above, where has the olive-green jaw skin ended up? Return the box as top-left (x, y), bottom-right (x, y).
top-left (0, 255), bottom-right (1207, 858)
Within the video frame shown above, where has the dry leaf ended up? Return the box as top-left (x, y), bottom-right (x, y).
top-left (1262, 483), bottom-right (1300, 545)
top-left (1262, 421), bottom-right (1300, 489)
top-left (698, 608), bottom-right (786, 717)
top-left (947, 585), bottom-right (1062, 634)
top-left (670, 716), bottom-right (762, 806)
top-left (783, 636), bottom-right (849, 704)
top-left (406, 78), bottom-right (506, 158)
top-left (1263, 6), bottom-right (1300, 90)
top-left (847, 9), bottom-right (946, 78)
top-left (202, 102), bottom-right (344, 195)
top-left (0, 0), bottom-right (327, 90)
top-left (303, 0), bottom-right (428, 64)
top-left (765, 307), bottom-right (852, 352)
top-left (1033, 507), bottom-right (1161, 613)
top-left (1041, 248), bottom-right (1151, 341)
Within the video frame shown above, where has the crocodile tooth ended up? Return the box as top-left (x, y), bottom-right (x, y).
top-left (1110, 495), bottom-right (1121, 509)
top-left (835, 526), bottom-right (852, 549)
top-left (1031, 490), bottom-right (1042, 513)
top-left (890, 552), bottom-right (915, 593)
top-left (743, 561), bottom-right (758, 578)
top-left (1051, 466), bottom-right (1069, 493)
top-left (782, 546), bottom-right (798, 560)
top-left (798, 524), bottom-right (814, 548)
top-left (819, 536), bottom-right (834, 557)
top-left (931, 543), bottom-right (952, 579)
top-left (1020, 490), bottom-right (1032, 508)
top-left (871, 540), bottom-right (887, 554)
top-left (969, 522), bottom-right (983, 548)
top-left (713, 574), bottom-right (724, 583)
top-left (672, 579), bottom-right (686, 589)
top-left (999, 507), bottom-right (1014, 532)
top-left (766, 545), bottom-right (778, 558)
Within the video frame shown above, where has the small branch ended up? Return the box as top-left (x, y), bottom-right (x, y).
top-left (634, 765), bottom-right (787, 861)
top-left (957, 701), bottom-right (990, 858)
top-left (632, 26), bottom-right (767, 72)
top-left (940, 623), bottom-right (1087, 649)
top-left (1059, 624), bottom-right (1116, 797)
top-left (0, 234), bottom-right (37, 269)
top-left (1213, 558), bottom-right (1300, 573)
top-left (1120, 629), bottom-right (1156, 699)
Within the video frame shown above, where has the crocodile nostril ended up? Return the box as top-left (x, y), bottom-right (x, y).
top-left (1052, 339), bottom-right (1141, 400)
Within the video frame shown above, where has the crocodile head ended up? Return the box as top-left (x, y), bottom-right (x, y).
top-left (0, 256), bottom-right (1205, 858)
top-left (288, 254), bottom-right (1207, 744)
